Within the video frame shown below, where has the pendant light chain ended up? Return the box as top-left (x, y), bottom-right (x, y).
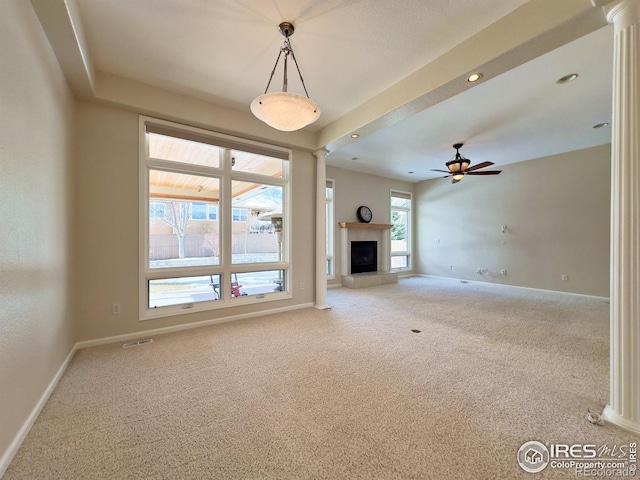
top-left (261, 37), bottom-right (311, 99)
top-left (263, 48), bottom-right (283, 94)
top-left (288, 39), bottom-right (311, 99)
top-left (282, 40), bottom-right (289, 92)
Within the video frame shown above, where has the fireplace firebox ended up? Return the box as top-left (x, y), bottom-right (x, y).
top-left (351, 241), bottom-right (377, 274)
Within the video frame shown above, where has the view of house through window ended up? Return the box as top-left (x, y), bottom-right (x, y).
top-left (390, 191), bottom-right (411, 270)
top-left (149, 171), bottom-right (221, 268)
top-left (141, 120), bottom-right (290, 317)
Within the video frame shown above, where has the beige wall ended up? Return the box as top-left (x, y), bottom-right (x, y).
top-left (74, 101), bottom-right (316, 341)
top-left (0, 0), bottom-right (76, 465)
top-left (415, 144), bottom-right (611, 296)
top-left (0, 0), bottom-right (613, 469)
top-left (326, 166), bottom-right (415, 286)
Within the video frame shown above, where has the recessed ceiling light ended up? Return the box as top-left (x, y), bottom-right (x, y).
top-left (351, 133), bottom-right (360, 139)
top-left (593, 122), bottom-right (610, 129)
top-left (467, 73), bottom-right (483, 82)
top-left (557, 73), bottom-right (579, 84)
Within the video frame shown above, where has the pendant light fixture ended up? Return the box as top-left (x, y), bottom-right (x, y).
top-left (250, 22), bottom-right (320, 132)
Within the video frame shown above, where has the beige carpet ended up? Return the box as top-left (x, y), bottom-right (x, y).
top-left (5, 277), bottom-right (638, 479)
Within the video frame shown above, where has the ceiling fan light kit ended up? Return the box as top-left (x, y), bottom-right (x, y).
top-left (446, 143), bottom-right (471, 177)
top-left (250, 22), bottom-right (321, 132)
top-left (431, 143), bottom-right (502, 184)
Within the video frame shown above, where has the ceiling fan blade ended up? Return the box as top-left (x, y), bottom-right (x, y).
top-left (466, 170), bottom-right (502, 175)
top-left (465, 161), bottom-right (494, 172)
top-left (430, 169), bottom-right (450, 173)
top-left (452, 177), bottom-right (462, 184)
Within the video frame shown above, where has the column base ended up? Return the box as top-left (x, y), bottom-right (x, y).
top-left (601, 405), bottom-right (640, 435)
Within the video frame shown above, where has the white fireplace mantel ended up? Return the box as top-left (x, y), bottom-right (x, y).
top-left (338, 222), bottom-right (392, 230)
top-left (339, 222), bottom-right (392, 276)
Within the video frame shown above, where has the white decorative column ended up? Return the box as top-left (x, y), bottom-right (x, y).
top-left (600, 0), bottom-right (640, 435)
top-left (314, 149), bottom-right (329, 310)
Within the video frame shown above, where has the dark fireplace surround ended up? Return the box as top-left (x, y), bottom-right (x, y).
top-left (350, 241), bottom-right (377, 274)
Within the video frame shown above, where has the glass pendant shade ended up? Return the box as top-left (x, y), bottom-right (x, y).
top-left (251, 92), bottom-right (320, 132)
top-left (446, 158), bottom-right (470, 173)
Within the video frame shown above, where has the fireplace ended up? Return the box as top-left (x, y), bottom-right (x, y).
top-left (351, 241), bottom-right (377, 274)
top-left (339, 222), bottom-right (397, 288)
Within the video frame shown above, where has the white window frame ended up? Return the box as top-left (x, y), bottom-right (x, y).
top-left (189, 202), bottom-right (218, 221)
top-left (390, 189), bottom-right (412, 272)
top-left (139, 116), bottom-right (292, 320)
top-left (190, 201), bottom-right (207, 220)
top-left (207, 205), bottom-right (218, 220)
top-left (232, 207), bottom-right (249, 223)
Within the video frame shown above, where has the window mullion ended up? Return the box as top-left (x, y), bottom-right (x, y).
top-left (147, 158), bottom-right (221, 178)
top-left (220, 148), bottom-right (233, 300)
top-left (147, 265), bottom-right (225, 280)
top-left (230, 170), bottom-right (287, 186)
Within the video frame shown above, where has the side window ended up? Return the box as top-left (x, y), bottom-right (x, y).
top-left (390, 190), bottom-right (411, 270)
top-left (326, 179), bottom-right (335, 278)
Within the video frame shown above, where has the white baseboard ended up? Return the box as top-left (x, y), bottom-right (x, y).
top-left (76, 302), bottom-right (315, 350)
top-left (419, 274), bottom-right (610, 302)
top-left (602, 405), bottom-right (640, 436)
top-left (1, 301), bottom-right (314, 477)
top-left (0, 344), bottom-right (78, 478)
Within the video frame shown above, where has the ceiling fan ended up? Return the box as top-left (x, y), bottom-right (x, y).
top-left (431, 143), bottom-right (502, 184)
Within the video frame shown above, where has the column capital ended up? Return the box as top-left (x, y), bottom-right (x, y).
top-left (603, 0), bottom-right (640, 27)
top-left (313, 149), bottom-right (329, 159)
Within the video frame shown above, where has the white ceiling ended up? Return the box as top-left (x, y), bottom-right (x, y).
top-left (41, 0), bottom-right (614, 182)
top-left (330, 26), bottom-right (613, 181)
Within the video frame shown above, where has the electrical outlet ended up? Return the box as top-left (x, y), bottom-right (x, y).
top-left (501, 269), bottom-right (507, 275)
top-left (561, 274), bottom-right (568, 281)
top-left (448, 265), bottom-right (453, 270)
top-left (300, 282), bottom-right (304, 290)
top-left (112, 303), bottom-right (121, 315)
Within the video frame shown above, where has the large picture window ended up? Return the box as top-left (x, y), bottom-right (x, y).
top-left (140, 118), bottom-right (291, 319)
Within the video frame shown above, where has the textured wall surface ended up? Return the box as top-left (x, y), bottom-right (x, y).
top-left (73, 102), bottom-right (317, 341)
top-left (415, 144), bottom-right (611, 296)
top-left (0, 0), bottom-right (76, 465)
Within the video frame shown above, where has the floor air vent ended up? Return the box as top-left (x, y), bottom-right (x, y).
top-left (123, 338), bottom-right (153, 348)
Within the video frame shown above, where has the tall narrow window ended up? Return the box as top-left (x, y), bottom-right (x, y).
top-left (390, 190), bottom-right (411, 271)
top-left (140, 118), bottom-right (291, 319)
top-left (326, 179), bottom-right (335, 278)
